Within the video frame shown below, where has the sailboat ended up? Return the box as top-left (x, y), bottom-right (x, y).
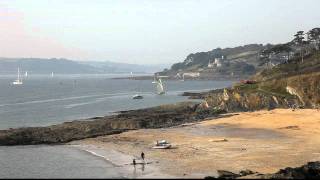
top-left (180, 74), bottom-right (185, 81)
top-left (12, 68), bottom-right (23, 85)
top-left (24, 71), bottom-right (28, 77)
top-left (51, 72), bottom-right (54, 77)
top-left (152, 75), bottom-right (165, 95)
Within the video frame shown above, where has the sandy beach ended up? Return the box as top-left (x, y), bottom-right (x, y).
top-left (69, 109), bottom-right (320, 178)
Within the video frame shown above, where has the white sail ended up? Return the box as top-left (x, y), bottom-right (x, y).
top-left (12, 67), bottom-right (23, 85)
top-left (51, 72), bottom-right (54, 77)
top-left (157, 79), bottom-right (165, 94)
top-left (152, 74), bottom-right (166, 95)
top-left (25, 71), bottom-right (28, 77)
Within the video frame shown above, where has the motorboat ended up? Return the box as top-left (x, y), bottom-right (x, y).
top-left (132, 94), bottom-right (143, 99)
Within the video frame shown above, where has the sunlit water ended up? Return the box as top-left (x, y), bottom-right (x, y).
top-left (0, 74), bottom-right (233, 178)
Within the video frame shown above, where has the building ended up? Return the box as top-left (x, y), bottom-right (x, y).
top-left (208, 56), bottom-right (224, 68)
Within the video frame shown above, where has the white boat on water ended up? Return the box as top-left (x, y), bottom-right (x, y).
top-left (132, 94), bottom-right (143, 99)
top-left (24, 71), bottom-right (28, 77)
top-left (51, 72), bottom-right (54, 77)
top-left (12, 68), bottom-right (23, 85)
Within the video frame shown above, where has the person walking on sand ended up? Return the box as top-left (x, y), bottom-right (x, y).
top-left (141, 152), bottom-right (145, 161)
top-left (133, 159), bottom-right (136, 166)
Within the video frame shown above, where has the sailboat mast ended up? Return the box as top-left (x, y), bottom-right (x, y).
top-left (17, 68), bottom-right (20, 81)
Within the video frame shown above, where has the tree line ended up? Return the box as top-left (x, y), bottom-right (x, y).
top-left (260, 27), bottom-right (320, 66)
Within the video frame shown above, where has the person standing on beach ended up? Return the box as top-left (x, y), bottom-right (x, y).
top-left (141, 152), bottom-right (145, 161)
top-left (133, 159), bottom-right (136, 166)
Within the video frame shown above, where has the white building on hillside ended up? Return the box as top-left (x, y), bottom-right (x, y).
top-left (208, 56), bottom-right (224, 68)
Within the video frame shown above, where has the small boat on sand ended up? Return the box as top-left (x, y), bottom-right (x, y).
top-left (152, 140), bottom-right (172, 149)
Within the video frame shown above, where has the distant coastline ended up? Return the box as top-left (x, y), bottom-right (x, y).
top-left (112, 75), bottom-right (246, 81)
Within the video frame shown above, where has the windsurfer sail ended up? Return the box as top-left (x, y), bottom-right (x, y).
top-left (152, 75), bottom-right (165, 95)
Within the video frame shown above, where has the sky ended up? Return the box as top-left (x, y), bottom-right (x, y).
top-left (0, 0), bottom-right (320, 64)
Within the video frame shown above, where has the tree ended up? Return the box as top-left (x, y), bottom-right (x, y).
top-left (293, 31), bottom-right (305, 45)
top-left (307, 28), bottom-right (320, 50)
top-left (269, 43), bottom-right (293, 63)
top-left (292, 31), bottom-right (308, 63)
top-left (258, 48), bottom-right (272, 67)
top-left (258, 43), bottom-right (293, 68)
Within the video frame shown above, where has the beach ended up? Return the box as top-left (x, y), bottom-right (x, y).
top-left (70, 108), bottom-right (320, 178)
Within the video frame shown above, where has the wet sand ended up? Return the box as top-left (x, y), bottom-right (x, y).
top-left (69, 144), bottom-right (176, 178)
top-left (70, 109), bottom-right (320, 178)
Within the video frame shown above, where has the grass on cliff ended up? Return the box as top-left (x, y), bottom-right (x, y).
top-left (245, 51), bottom-right (320, 99)
top-left (255, 51), bottom-right (320, 81)
top-left (233, 81), bottom-right (294, 98)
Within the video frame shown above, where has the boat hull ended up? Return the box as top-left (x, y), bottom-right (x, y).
top-left (12, 81), bottom-right (23, 85)
top-left (132, 95), bottom-right (143, 99)
top-left (152, 144), bottom-right (171, 149)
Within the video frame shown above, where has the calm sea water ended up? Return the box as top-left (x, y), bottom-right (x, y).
top-left (0, 74), bottom-right (233, 178)
top-left (0, 145), bottom-right (125, 179)
top-left (0, 74), bottom-right (233, 130)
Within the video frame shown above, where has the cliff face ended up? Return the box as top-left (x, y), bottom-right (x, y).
top-left (259, 73), bottom-right (320, 108)
top-left (203, 87), bottom-right (300, 112)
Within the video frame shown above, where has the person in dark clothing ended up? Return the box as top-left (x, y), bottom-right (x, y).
top-left (133, 159), bottom-right (136, 166)
top-left (141, 152), bottom-right (145, 160)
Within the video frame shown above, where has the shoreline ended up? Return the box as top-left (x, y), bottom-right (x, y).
top-left (69, 143), bottom-right (178, 178)
top-left (70, 108), bottom-right (320, 178)
top-left (112, 75), bottom-right (244, 81)
top-left (0, 101), bottom-right (210, 145)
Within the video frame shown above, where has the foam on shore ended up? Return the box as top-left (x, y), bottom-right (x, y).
top-left (70, 144), bottom-right (176, 179)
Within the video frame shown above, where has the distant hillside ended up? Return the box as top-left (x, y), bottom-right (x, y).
top-left (159, 44), bottom-right (273, 79)
top-left (0, 58), bottom-right (100, 74)
top-left (79, 61), bottom-right (169, 74)
top-left (0, 58), bottom-right (169, 74)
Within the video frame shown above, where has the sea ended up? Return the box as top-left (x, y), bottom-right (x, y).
top-left (0, 73), bottom-right (233, 178)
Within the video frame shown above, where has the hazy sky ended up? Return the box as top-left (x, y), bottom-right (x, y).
top-left (1, 0), bottom-right (320, 64)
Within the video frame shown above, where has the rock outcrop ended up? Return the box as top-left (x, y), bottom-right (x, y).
top-left (0, 102), bottom-right (222, 146)
top-left (183, 86), bottom-right (301, 113)
top-left (205, 161), bottom-right (320, 179)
